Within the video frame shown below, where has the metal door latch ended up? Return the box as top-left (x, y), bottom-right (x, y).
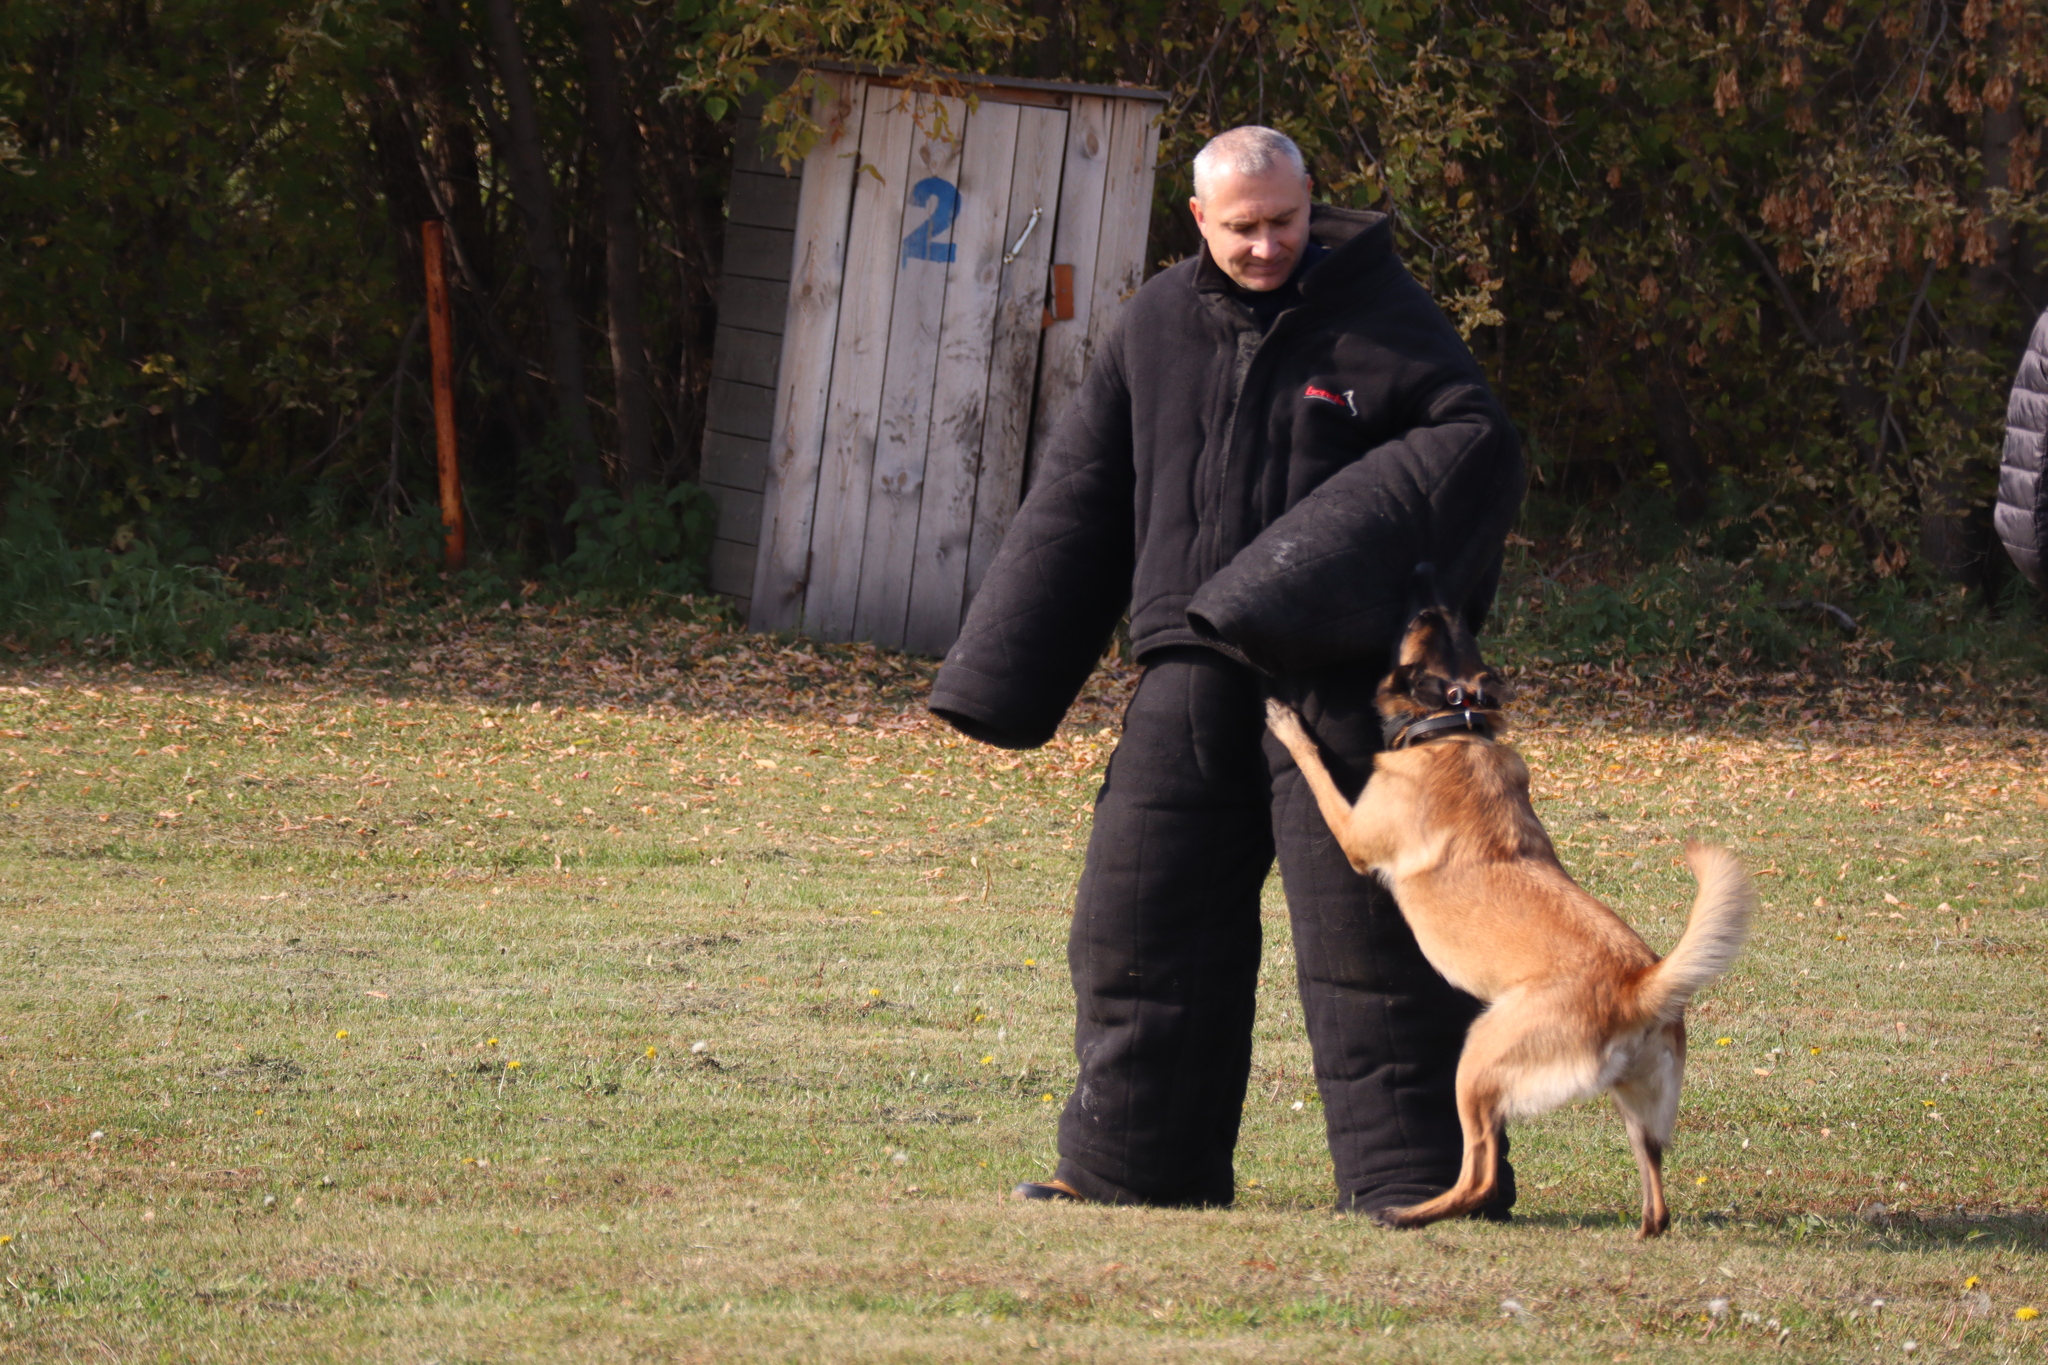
top-left (1002, 206), bottom-right (1044, 265)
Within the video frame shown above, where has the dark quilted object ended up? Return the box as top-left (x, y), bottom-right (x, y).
top-left (929, 206), bottom-right (1523, 750)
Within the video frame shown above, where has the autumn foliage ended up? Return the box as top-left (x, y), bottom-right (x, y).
top-left (3, 0), bottom-right (2045, 636)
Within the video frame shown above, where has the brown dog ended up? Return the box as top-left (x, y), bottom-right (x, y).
top-left (1264, 606), bottom-right (1753, 1237)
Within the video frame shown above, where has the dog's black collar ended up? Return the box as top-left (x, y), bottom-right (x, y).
top-left (1386, 709), bottom-right (1496, 750)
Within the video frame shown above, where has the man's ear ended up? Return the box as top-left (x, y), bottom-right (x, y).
top-left (1188, 195), bottom-right (1205, 229)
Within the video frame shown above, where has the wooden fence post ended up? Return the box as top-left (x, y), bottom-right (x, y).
top-left (420, 219), bottom-right (466, 571)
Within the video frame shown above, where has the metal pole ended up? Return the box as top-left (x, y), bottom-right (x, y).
top-left (421, 219), bottom-right (466, 571)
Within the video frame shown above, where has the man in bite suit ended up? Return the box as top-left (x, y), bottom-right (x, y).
top-left (926, 126), bottom-right (1524, 1217)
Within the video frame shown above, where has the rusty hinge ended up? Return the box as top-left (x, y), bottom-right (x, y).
top-left (1041, 263), bottom-right (1076, 329)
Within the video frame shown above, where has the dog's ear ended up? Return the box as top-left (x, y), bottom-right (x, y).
top-left (1375, 660), bottom-right (1429, 720)
top-left (1469, 669), bottom-right (1513, 710)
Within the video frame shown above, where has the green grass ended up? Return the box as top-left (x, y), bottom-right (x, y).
top-left (1, 637), bottom-right (2047, 1362)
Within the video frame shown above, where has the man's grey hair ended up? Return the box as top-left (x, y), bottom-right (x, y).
top-left (1192, 126), bottom-right (1307, 202)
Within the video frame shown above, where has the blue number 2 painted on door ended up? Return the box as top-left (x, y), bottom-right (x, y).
top-left (900, 177), bottom-right (960, 268)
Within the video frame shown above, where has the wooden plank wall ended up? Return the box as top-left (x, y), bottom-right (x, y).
top-left (847, 91), bottom-right (970, 645)
top-left (749, 74), bottom-right (863, 631)
top-left (1019, 95), bottom-right (1161, 501)
top-left (1022, 97), bottom-right (1111, 495)
top-left (901, 100), bottom-right (1063, 655)
top-left (700, 101), bottom-right (808, 615)
top-left (796, 86), bottom-right (922, 639)
top-left (714, 73), bottom-right (1161, 653)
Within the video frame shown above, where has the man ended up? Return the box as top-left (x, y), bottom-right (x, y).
top-left (926, 127), bottom-right (1524, 1216)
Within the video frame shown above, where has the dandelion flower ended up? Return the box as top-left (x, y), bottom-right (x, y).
top-left (2018, 1307), bottom-right (2040, 1322)
top-left (980, 1056), bottom-right (994, 1065)
top-left (1041, 1093), bottom-right (1054, 1103)
top-left (487, 1037), bottom-right (499, 1047)
top-left (645, 1047), bottom-right (657, 1060)
top-left (1696, 1176), bottom-right (1709, 1187)
top-left (1965, 1276), bottom-right (1981, 1289)
top-left (1716, 1037), bottom-right (1732, 1047)
top-left (335, 1029), bottom-right (349, 1041)
top-left (869, 988), bottom-right (881, 997)
top-left (1024, 958), bottom-right (1036, 967)
top-left (0, 1235), bottom-right (11, 1246)
top-left (507, 1060), bottom-right (522, 1070)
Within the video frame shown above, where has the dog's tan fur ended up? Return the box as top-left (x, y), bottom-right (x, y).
top-left (1265, 608), bottom-right (1753, 1237)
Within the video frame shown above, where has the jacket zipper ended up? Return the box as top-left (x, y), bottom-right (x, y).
top-left (1202, 310), bottom-right (1295, 578)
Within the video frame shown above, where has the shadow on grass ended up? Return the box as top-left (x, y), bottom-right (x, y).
top-left (1396, 1206), bottom-right (2048, 1251)
top-left (1864, 1209), bottom-right (2048, 1250)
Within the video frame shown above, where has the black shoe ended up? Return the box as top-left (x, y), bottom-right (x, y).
top-left (1013, 1179), bottom-right (1083, 1202)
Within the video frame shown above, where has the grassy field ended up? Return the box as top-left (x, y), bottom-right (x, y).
top-left (2, 610), bottom-right (2047, 1361)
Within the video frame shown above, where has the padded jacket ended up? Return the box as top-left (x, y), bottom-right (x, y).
top-left (1999, 306), bottom-right (2048, 589)
top-left (927, 204), bottom-right (1525, 750)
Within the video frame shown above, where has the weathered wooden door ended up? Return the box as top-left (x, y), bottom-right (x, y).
top-left (734, 71), bottom-right (1161, 652)
top-left (807, 88), bottom-right (1065, 654)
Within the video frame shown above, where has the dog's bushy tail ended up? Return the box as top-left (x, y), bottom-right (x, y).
top-left (1635, 842), bottom-right (1755, 1024)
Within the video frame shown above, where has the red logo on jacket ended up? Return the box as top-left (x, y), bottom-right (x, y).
top-left (1304, 384), bottom-right (1357, 416)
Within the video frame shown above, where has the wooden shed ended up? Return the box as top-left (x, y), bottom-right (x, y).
top-left (698, 66), bottom-right (1164, 654)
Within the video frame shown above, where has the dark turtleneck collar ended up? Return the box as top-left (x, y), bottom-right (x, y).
top-left (1195, 204), bottom-right (1397, 329)
top-left (1230, 241), bottom-right (1330, 330)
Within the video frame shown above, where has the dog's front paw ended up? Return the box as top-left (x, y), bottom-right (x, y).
top-left (1263, 697), bottom-right (1302, 733)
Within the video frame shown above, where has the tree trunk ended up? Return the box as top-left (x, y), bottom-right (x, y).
top-left (624, 5), bottom-right (720, 486)
top-left (1917, 20), bottom-right (2020, 585)
top-left (576, 0), bottom-right (655, 492)
top-left (1646, 369), bottom-right (1708, 523)
top-left (474, 0), bottom-right (604, 491)
top-left (383, 50), bottom-right (546, 476)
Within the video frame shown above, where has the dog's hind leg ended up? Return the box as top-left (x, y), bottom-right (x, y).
top-left (1376, 1013), bottom-right (1517, 1229)
top-left (1614, 1098), bottom-right (1667, 1238)
top-left (1377, 1073), bottom-right (1506, 1229)
top-left (1611, 1024), bottom-right (1685, 1238)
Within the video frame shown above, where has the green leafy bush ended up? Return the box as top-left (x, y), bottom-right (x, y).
top-left (549, 483), bottom-right (717, 603)
top-left (1494, 552), bottom-right (2047, 681)
top-left (0, 483), bottom-right (240, 659)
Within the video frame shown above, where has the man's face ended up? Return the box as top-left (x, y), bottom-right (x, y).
top-left (1189, 164), bottom-right (1314, 292)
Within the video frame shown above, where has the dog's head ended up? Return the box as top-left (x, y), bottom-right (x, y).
top-left (1376, 603), bottom-right (1512, 739)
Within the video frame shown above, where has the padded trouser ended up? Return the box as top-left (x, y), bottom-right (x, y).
top-left (1051, 647), bottom-right (1511, 1213)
